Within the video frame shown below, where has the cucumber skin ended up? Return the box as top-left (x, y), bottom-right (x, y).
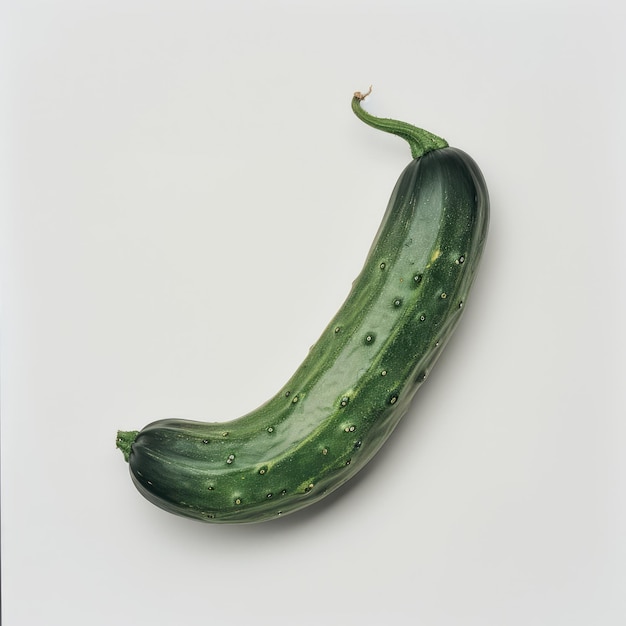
top-left (122, 147), bottom-right (489, 524)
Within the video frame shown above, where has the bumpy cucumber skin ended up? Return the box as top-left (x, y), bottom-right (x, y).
top-left (123, 147), bottom-right (489, 524)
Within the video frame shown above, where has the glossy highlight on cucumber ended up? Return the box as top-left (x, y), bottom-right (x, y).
top-left (116, 89), bottom-right (489, 524)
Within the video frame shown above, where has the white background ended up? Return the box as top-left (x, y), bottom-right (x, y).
top-left (2, 1), bottom-right (624, 624)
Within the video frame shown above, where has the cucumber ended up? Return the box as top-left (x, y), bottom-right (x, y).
top-left (116, 89), bottom-right (489, 524)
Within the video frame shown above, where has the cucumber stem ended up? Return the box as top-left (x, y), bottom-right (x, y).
top-left (352, 87), bottom-right (448, 159)
top-left (116, 430), bottom-right (139, 462)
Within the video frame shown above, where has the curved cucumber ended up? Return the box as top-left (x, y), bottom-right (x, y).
top-left (116, 90), bottom-right (489, 524)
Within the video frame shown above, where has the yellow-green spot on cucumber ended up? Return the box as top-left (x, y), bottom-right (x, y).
top-left (116, 88), bottom-right (489, 524)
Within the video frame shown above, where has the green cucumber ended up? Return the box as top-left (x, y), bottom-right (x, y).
top-left (116, 89), bottom-right (489, 524)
